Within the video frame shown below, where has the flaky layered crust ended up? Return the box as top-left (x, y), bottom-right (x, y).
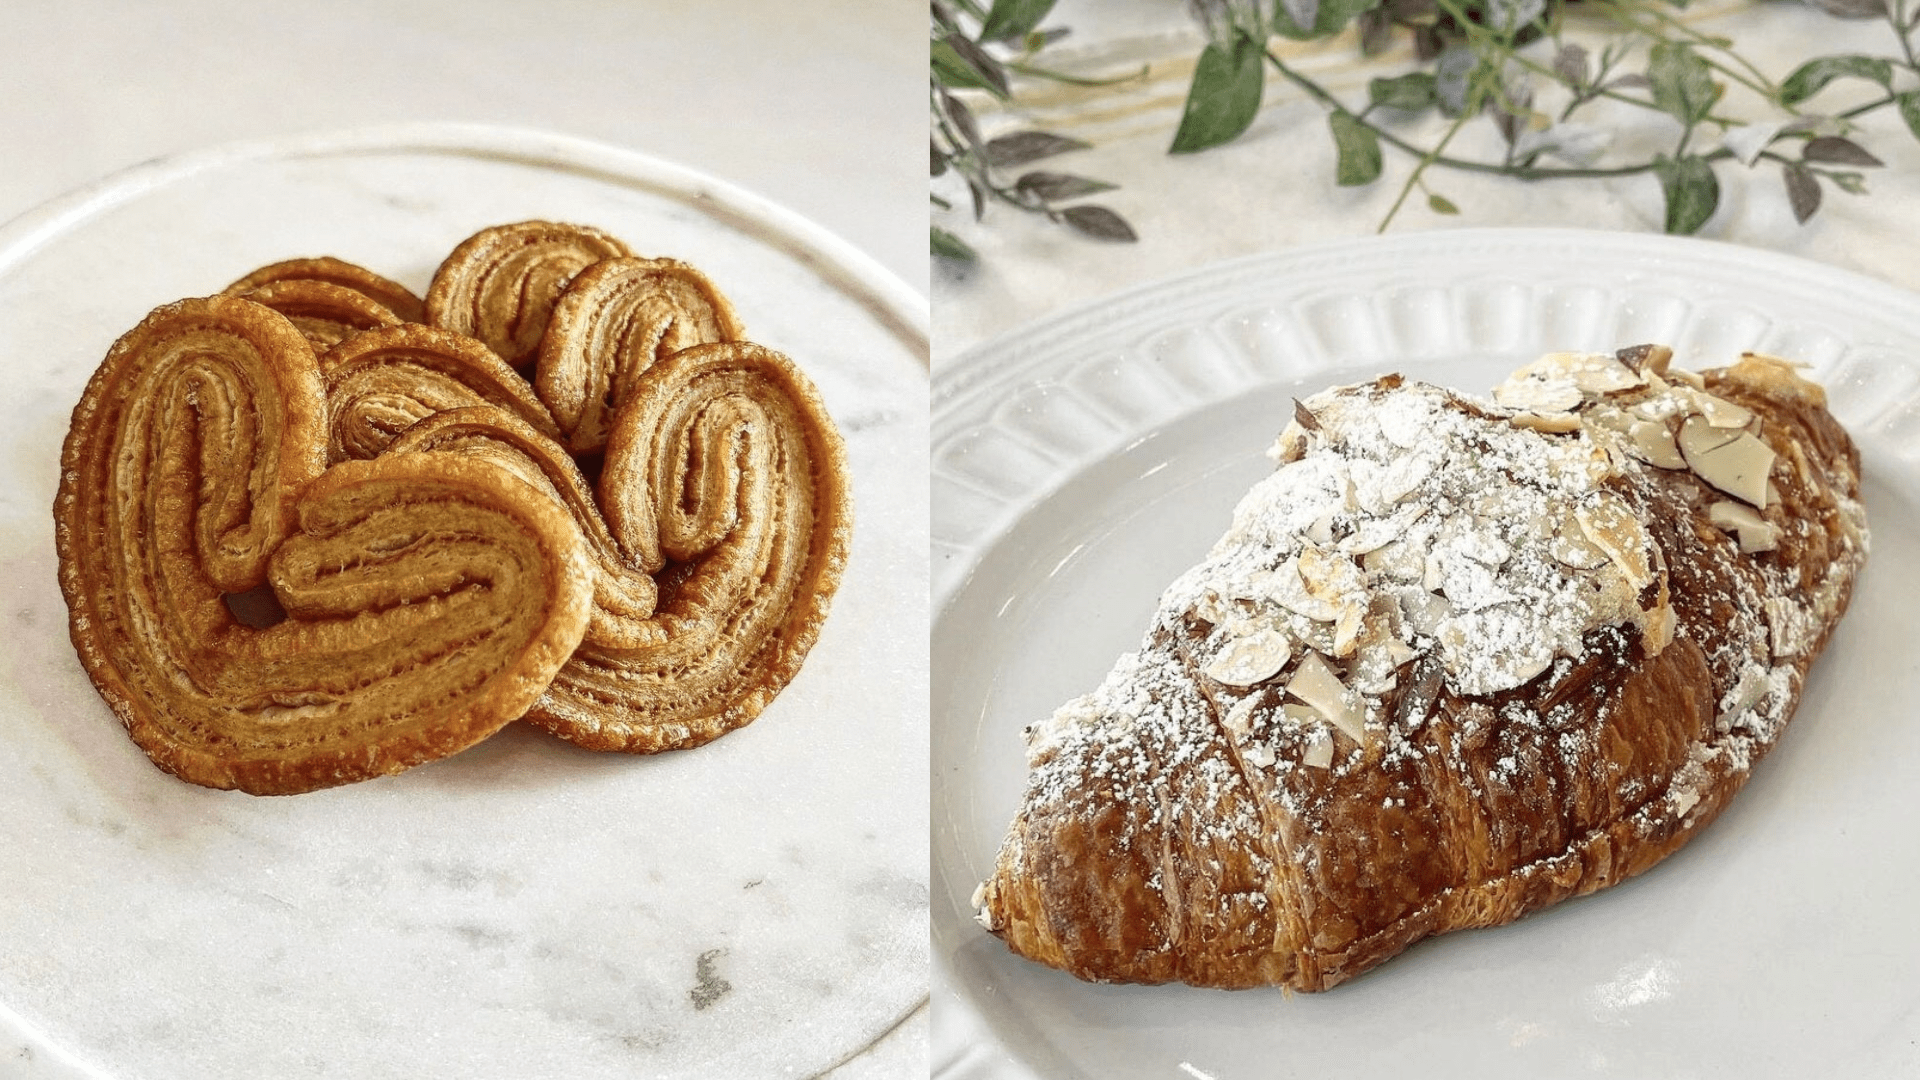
top-left (58, 226), bottom-right (853, 791)
top-left (54, 296), bottom-right (595, 795)
top-left (980, 352), bottom-right (1867, 991)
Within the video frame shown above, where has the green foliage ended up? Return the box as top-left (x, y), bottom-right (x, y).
top-left (1653, 155), bottom-right (1719, 235)
top-left (1779, 56), bottom-right (1893, 106)
top-left (929, 3), bottom-right (1135, 256)
top-left (1170, 32), bottom-right (1267, 153)
top-left (936, 0), bottom-right (1920, 258)
top-left (1329, 112), bottom-right (1384, 185)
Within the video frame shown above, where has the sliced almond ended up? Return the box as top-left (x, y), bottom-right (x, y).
top-left (1362, 535), bottom-right (1427, 583)
top-left (1567, 357), bottom-right (1644, 395)
top-left (1223, 694), bottom-right (1260, 737)
top-left (1331, 604), bottom-right (1365, 658)
top-left (1510, 410), bottom-right (1583, 434)
top-left (1549, 518), bottom-right (1609, 570)
top-left (1493, 376), bottom-right (1583, 414)
top-left (1204, 626), bottom-right (1293, 686)
top-left (1685, 431), bottom-right (1776, 508)
top-left (1287, 652), bottom-right (1366, 747)
top-left (1384, 636), bottom-right (1417, 666)
top-left (1717, 665), bottom-right (1772, 724)
top-left (1677, 413), bottom-right (1740, 458)
top-left (1304, 509), bottom-right (1336, 545)
top-left (1707, 500), bottom-right (1780, 553)
top-left (1640, 591), bottom-right (1676, 656)
top-left (1269, 419), bottom-right (1310, 464)
top-left (1616, 344), bottom-right (1673, 377)
top-left (1340, 503), bottom-right (1427, 557)
top-left (1254, 560), bottom-right (1342, 622)
top-left (1575, 495), bottom-right (1654, 589)
top-left (1668, 366), bottom-right (1707, 390)
top-left (1400, 586), bottom-right (1450, 635)
top-left (1300, 726), bottom-right (1335, 768)
top-left (1510, 351), bottom-right (1644, 396)
top-left (1686, 388), bottom-right (1754, 429)
top-left (1299, 545), bottom-right (1365, 604)
top-left (1243, 742), bottom-right (1276, 768)
top-left (1280, 702), bottom-right (1323, 726)
top-left (1625, 419), bottom-right (1687, 470)
top-left (1191, 587), bottom-right (1229, 625)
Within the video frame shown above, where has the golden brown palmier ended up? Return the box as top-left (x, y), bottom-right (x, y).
top-left (534, 257), bottom-right (744, 455)
top-left (224, 255), bottom-right (426, 323)
top-left (233, 278), bottom-right (407, 350)
top-left (55, 296), bottom-right (594, 795)
top-left (523, 340), bottom-right (853, 754)
top-left (424, 221), bottom-right (632, 369)
top-left (385, 406), bottom-right (661, 646)
top-left (322, 323), bottom-right (563, 463)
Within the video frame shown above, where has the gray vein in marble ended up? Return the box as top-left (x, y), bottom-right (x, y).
top-left (689, 949), bottom-right (731, 1011)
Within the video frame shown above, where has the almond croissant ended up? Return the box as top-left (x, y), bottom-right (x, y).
top-left (976, 348), bottom-right (1867, 991)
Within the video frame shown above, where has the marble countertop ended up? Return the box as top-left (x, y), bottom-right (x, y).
top-left (934, 0), bottom-right (1920, 359)
top-left (0, 7), bottom-right (925, 1080)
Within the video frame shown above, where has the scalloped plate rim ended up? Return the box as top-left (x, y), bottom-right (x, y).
top-left (931, 229), bottom-right (1920, 1080)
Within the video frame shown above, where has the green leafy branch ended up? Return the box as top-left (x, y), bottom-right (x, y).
top-left (931, 0), bottom-right (1140, 260)
top-left (1172, 0), bottom-right (1919, 233)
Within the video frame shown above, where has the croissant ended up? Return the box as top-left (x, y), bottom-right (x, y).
top-left (975, 347), bottom-right (1868, 992)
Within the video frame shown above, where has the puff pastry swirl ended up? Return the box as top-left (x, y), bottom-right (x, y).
top-left (55, 296), bottom-right (595, 794)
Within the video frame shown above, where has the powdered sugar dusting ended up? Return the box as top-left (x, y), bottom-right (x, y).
top-left (988, 350), bottom-right (1870, 987)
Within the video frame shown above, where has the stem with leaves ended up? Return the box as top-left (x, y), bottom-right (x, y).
top-left (930, 0), bottom-right (1141, 260)
top-left (1169, 0), bottom-right (1920, 233)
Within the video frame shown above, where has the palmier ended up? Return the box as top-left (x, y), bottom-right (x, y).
top-left (233, 279), bottom-right (408, 350)
top-left (224, 255), bottom-right (426, 323)
top-left (385, 406), bottom-right (661, 644)
top-left (524, 341), bottom-right (853, 754)
top-left (322, 323), bottom-right (564, 462)
top-left (534, 257), bottom-right (745, 455)
top-left (424, 221), bottom-right (632, 368)
top-left (55, 296), bottom-right (594, 795)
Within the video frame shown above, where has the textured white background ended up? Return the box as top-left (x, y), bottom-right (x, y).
top-left (933, 0), bottom-right (1920, 359)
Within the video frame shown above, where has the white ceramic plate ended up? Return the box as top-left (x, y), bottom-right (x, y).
top-left (0, 124), bottom-right (927, 1080)
top-left (931, 228), bottom-right (1920, 1080)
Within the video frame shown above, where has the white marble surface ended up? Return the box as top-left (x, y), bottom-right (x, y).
top-left (0, 1), bottom-right (921, 290)
top-left (0, 13), bottom-right (927, 1071)
top-left (934, 0), bottom-right (1920, 359)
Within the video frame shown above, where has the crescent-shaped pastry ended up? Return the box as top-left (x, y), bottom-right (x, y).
top-left (224, 255), bottom-right (427, 323)
top-left (523, 341), bottom-right (853, 754)
top-left (322, 323), bottom-right (564, 462)
top-left (424, 221), bottom-right (633, 369)
top-left (55, 296), bottom-right (594, 795)
top-left (976, 348), bottom-right (1867, 991)
top-left (534, 256), bottom-right (745, 455)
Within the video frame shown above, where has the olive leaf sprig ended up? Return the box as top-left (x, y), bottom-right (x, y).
top-left (931, 0), bottom-right (1141, 260)
top-left (1176, 0), bottom-right (1919, 233)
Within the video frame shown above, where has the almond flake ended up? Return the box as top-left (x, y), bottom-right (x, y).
top-left (1627, 420), bottom-right (1687, 470)
top-left (1287, 652), bottom-right (1366, 746)
top-left (1204, 626), bottom-right (1293, 686)
top-left (1575, 495), bottom-right (1654, 590)
top-left (1686, 431), bottom-right (1776, 508)
top-left (1300, 726), bottom-right (1335, 768)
